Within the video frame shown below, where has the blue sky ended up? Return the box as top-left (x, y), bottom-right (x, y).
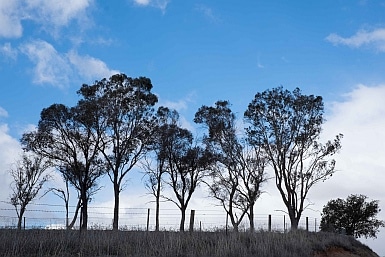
top-left (1, 0), bottom-right (385, 254)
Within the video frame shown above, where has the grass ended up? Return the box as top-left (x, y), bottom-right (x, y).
top-left (0, 229), bottom-right (376, 257)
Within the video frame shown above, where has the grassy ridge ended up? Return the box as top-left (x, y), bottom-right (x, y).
top-left (0, 229), bottom-right (377, 257)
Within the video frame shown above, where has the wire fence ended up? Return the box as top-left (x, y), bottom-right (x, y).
top-left (0, 201), bottom-right (318, 232)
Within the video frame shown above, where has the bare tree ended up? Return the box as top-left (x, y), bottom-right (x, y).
top-left (9, 153), bottom-right (50, 229)
top-left (245, 87), bottom-right (343, 229)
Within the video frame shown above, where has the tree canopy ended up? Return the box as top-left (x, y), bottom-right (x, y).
top-left (320, 194), bottom-right (385, 238)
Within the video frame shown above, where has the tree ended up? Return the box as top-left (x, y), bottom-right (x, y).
top-left (9, 153), bottom-right (50, 229)
top-left (195, 100), bottom-right (267, 232)
top-left (141, 106), bottom-right (179, 231)
top-left (21, 103), bottom-right (105, 230)
top-left (320, 194), bottom-right (385, 238)
top-left (158, 115), bottom-right (210, 231)
top-left (77, 74), bottom-right (158, 230)
top-left (244, 87), bottom-right (343, 230)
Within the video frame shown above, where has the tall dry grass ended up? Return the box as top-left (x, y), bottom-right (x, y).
top-left (0, 229), bottom-right (374, 257)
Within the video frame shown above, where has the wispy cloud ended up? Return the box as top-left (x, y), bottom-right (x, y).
top-left (160, 99), bottom-right (188, 112)
top-left (25, 0), bottom-right (92, 29)
top-left (20, 40), bottom-right (71, 87)
top-left (20, 40), bottom-right (118, 88)
top-left (195, 4), bottom-right (220, 23)
top-left (0, 43), bottom-right (18, 60)
top-left (326, 28), bottom-right (385, 52)
top-left (68, 50), bottom-right (119, 81)
top-left (134, 0), bottom-right (151, 5)
top-left (132, 0), bottom-right (170, 13)
top-left (0, 0), bottom-right (93, 39)
top-left (0, 0), bottom-right (23, 38)
top-left (0, 106), bottom-right (8, 118)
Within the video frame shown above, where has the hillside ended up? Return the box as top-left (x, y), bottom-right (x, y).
top-left (0, 229), bottom-right (379, 257)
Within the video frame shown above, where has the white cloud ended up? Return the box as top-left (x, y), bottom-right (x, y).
top-left (25, 0), bottom-right (92, 28)
top-left (160, 99), bottom-right (188, 112)
top-left (133, 0), bottom-right (170, 13)
top-left (326, 28), bottom-right (385, 52)
top-left (0, 0), bottom-right (93, 39)
top-left (0, 43), bottom-right (18, 60)
top-left (134, 0), bottom-right (151, 5)
top-left (20, 40), bottom-right (71, 87)
top-left (299, 84), bottom-right (385, 253)
top-left (0, 124), bottom-right (22, 201)
top-left (0, 0), bottom-right (23, 38)
top-left (310, 84), bottom-right (385, 215)
top-left (19, 40), bottom-right (118, 87)
top-left (0, 106), bottom-right (8, 118)
top-left (67, 50), bottom-right (119, 81)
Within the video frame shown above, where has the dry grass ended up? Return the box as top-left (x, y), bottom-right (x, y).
top-left (0, 229), bottom-right (377, 257)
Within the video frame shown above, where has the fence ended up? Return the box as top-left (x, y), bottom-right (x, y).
top-left (0, 202), bottom-right (318, 232)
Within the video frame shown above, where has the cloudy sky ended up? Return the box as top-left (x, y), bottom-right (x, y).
top-left (1, 0), bottom-right (385, 254)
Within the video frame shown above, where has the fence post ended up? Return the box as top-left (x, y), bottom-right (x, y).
top-left (315, 218), bottom-right (317, 232)
top-left (306, 217), bottom-right (309, 232)
top-left (268, 215), bottom-right (271, 232)
top-left (23, 217), bottom-right (26, 230)
top-left (226, 213), bottom-right (229, 235)
top-left (283, 215), bottom-right (286, 233)
top-left (146, 208), bottom-right (150, 232)
top-left (189, 210), bottom-right (195, 232)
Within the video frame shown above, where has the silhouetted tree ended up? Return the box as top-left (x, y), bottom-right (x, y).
top-left (157, 115), bottom-right (211, 231)
top-left (9, 153), bottom-right (50, 229)
top-left (21, 103), bottom-right (105, 230)
top-left (195, 101), bottom-right (267, 232)
top-left (245, 87), bottom-right (343, 230)
top-left (142, 106), bottom-right (179, 231)
top-left (77, 74), bottom-right (158, 230)
top-left (320, 194), bottom-right (385, 238)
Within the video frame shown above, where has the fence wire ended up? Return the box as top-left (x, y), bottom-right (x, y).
top-left (0, 201), bottom-right (318, 232)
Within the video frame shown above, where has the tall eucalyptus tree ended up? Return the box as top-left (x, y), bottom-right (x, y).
top-left (245, 87), bottom-right (343, 229)
top-left (21, 102), bottom-right (105, 230)
top-left (195, 100), bottom-right (267, 232)
top-left (77, 74), bottom-right (158, 230)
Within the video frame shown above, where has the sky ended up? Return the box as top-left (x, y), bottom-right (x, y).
top-left (1, 0), bottom-right (385, 254)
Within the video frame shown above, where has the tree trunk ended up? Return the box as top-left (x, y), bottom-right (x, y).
top-left (68, 198), bottom-right (81, 230)
top-left (17, 206), bottom-right (26, 230)
top-left (112, 177), bottom-right (120, 230)
top-left (288, 208), bottom-right (298, 230)
top-left (249, 202), bottom-right (255, 233)
top-left (80, 190), bottom-right (88, 231)
top-left (180, 207), bottom-right (186, 232)
top-left (155, 186), bottom-right (160, 232)
top-left (229, 211), bottom-right (239, 232)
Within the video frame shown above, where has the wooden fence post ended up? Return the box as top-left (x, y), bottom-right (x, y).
top-left (146, 208), bottom-right (150, 232)
top-left (189, 210), bottom-right (195, 232)
top-left (306, 217), bottom-right (309, 231)
top-left (23, 217), bottom-right (26, 230)
top-left (226, 213), bottom-right (229, 235)
top-left (268, 215), bottom-right (271, 232)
